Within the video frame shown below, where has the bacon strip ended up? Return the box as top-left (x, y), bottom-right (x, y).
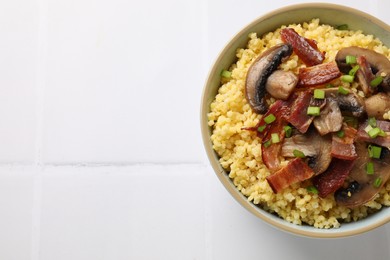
top-left (266, 158), bottom-right (314, 193)
top-left (313, 158), bottom-right (356, 198)
top-left (356, 56), bottom-right (376, 96)
top-left (331, 124), bottom-right (358, 160)
top-left (261, 101), bottom-right (290, 171)
top-left (298, 61), bottom-right (342, 87)
top-left (280, 28), bottom-right (325, 66)
top-left (287, 90), bottom-right (325, 133)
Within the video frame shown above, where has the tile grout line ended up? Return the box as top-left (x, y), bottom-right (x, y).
top-left (31, 0), bottom-right (48, 258)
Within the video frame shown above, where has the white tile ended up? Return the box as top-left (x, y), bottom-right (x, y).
top-left (39, 165), bottom-right (207, 260)
top-left (206, 167), bottom-right (390, 260)
top-left (42, 0), bottom-right (205, 164)
top-left (0, 1), bottom-right (38, 163)
top-left (0, 167), bottom-right (35, 260)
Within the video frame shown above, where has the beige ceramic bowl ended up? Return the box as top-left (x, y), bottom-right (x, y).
top-left (201, 3), bottom-right (390, 238)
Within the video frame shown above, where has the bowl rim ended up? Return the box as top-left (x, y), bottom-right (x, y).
top-left (200, 2), bottom-right (390, 238)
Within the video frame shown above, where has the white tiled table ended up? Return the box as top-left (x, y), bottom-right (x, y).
top-left (2, 0), bottom-right (390, 259)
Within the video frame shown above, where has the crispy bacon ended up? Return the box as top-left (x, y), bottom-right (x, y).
top-left (331, 124), bottom-right (358, 160)
top-left (298, 61), bottom-right (342, 87)
top-left (313, 158), bottom-right (356, 198)
top-left (356, 56), bottom-right (376, 96)
top-left (261, 101), bottom-right (290, 171)
top-left (280, 28), bottom-right (325, 66)
top-left (266, 158), bottom-right (314, 193)
top-left (356, 120), bottom-right (390, 148)
top-left (287, 90), bottom-right (325, 133)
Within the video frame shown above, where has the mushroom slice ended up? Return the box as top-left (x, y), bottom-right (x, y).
top-left (335, 46), bottom-right (390, 91)
top-left (365, 93), bottom-right (390, 119)
top-left (335, 142), bottom-right (390, 208)
top-left (323, 88), bottom-right (366, 117)
top-left (281, 129), bottom-right (332, 175)
top-left (313, 98), bottom-right (343, 135)
top-left (265, 70), bottom-right (298, 100)
top-left (245, 43), bottom-right (293, 114)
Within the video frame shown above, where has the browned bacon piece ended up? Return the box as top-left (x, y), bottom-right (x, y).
top-left (356, 119), bottom-right (390, 149)
top-left (266, 158), bottom-right (314, 193)
top-left (298, 61), bottom-right (342, 87)
top-left (313, 158), bottom-right (356, 198)
top-left (331, 125), bottom-right (358, 160)
top-left (280, 28), bottom-right (325, 66)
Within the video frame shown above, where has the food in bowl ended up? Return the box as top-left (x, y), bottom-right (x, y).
top-left (207, 19), bottom-right (390, 228)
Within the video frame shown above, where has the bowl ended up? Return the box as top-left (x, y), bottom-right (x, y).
top-left (200, 3), bottom-right (390, 238)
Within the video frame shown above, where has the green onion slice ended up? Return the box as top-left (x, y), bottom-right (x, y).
top-left (307, 106), bottom-right (320, 116)
top-left (366, 162), bottom-right (374, 175)
top-left (368, 145), bottom-right (382, 159)
top-left (257, 125), bottom-right (266, 133)
top-left (341, 75), bottom-right (354, 83)
top-left (368, 117), bottom-right (377, 127)
top-left (264, 114), bottom-right (276, 124)
top-left (337, 24), bottom-right (349, 30)
top-left (368, 127), bottom-right (381, 138)
top-left (271, 133), bottom-right (280, 144)
top-left (293, 149), bottom-right (305, 158)
top-left (374, 177), bottom-right (382, 188)
top-left (221, 70), bottom-right (232, 78)
top-left (346, 55), bottom-right (357, 65)
top-left (284, 125), bottom-right (292, 138)
top-left (336, 130), bottom-right (345, 138)
top-left (263, 140), bottom-right (272, 148)
top-left (338, 86), bottom-right (350, 95)
top-left (370, 76), bottom-right (383, 87)
top-left (314, 89), bottom-right (325, 99)
top-left (349, 65), bottom-right (360, 76)
top-left (307, 186), bottom-right (319, 194)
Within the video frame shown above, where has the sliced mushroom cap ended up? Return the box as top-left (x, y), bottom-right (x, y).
top-left (364, 92), bottom-right (390, 119)
top-left (335, 142), bottom-right (390, 207)
top-left (335, 46), bottom-right (390, 91)
top-left (322, 88), bottom-right (366, 117)
top-left (245, 43), bottom-right (293, 114)
top-left (313, 98), bottom-right (343, 135)
top-left (265, 70), bottom-right (298, 100)
top-left (281, 129), bottom-right (332, 175)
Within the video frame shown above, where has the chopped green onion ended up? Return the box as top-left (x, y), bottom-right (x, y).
top-left (368, 127), bottom-right (382, 138)
top-left (368, 117), bottom-right (377, 127)
top-left (271, 133), bottom-right (280, 144)
top-left (341, 75), bottom-right (354, 83)
top-left (346, 55), bottom-right (357, 64)
top-left (257, 125), bottom-right (266, 133)
top-left (338, 86), bottom-right (350, 95)
top-left (264, 114), bottom-right (276, 124)
top-left (344, 116), bottom-right (358, 129)
top-left (349, 65), bottom-right (360, 76)
top-left (293, 149), bottom-right (305, 158)
top-left (263, 140), bottom-right (272, 148)
top-left (221, 70), bottom-right (231, 78)
top-left (307, 186), bottom-right (319, 194)
top-left (364, 124), bottom-right (373, 133)
top-left (368, 145), bottom-right (382, 159)
top-left (370, 76), bottom-right (383, 87)
top-left (374, 177), bottom-right (382, 188)
top-left (366, 162), bottom-right (374, 175)
top-left (307, 106), bottom-right (321, 116)
top-left (337, 130), bottom-right (345, 138)
top-left (337, 24), bottom-right (349, 30)
top-left (284, 125), bottom-right (292, 138)
top-left (314, 89), bottom-right (325, 99)
top-left (378, 129), bottom-right (387, 137)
